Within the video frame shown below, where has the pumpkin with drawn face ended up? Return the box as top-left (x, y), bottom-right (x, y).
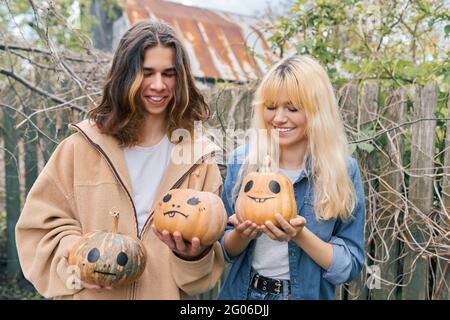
top-left (153, 189), bottom-right (227, 246)
top-left (236, 172), bottom-right (297, 227)
top-left (68, 211), bottom-right (147, 287)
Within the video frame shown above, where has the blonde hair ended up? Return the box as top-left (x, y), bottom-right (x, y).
top-left (234, 55), bottom-right (356, 220)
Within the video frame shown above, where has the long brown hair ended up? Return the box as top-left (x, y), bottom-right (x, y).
top-left (88, 20), bottom-right (209, 146)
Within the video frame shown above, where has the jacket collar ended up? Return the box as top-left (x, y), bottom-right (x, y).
top-left (69, 119), bottom-right (220, 200)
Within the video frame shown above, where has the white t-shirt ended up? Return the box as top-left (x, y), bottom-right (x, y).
top-left (123, 135), bottom-right (174, 235)
top-left (251, 167), bottom-right (302, 280)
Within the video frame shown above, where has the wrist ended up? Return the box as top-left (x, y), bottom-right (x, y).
top-left (174, 245), bottom-right (212, 261)
top-left (293, 227), bottom-right (307, 244)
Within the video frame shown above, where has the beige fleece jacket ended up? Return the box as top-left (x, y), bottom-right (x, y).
top-left (15, 119), bottom-right (224, 299)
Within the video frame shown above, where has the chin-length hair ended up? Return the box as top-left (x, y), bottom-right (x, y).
top-left (234, 55), bottom-right (356, 220)
top-left (88, 19), bottom-right (209, 146)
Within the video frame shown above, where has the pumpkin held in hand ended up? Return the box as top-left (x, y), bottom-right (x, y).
top-left (236, 171), bottom-right (297, 227)
top-left (68, 211), bottom-right (147, 287)
top-left (153, 189), bottom-right (227, 246)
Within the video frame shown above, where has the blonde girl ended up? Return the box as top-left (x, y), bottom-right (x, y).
top-left (218, 55), bottom-right (365, 300)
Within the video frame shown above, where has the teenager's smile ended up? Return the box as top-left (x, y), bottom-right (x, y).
top-left (271, 125), bottom-right (296, 137)
top-left (143, 95), bottom-right (170, 108)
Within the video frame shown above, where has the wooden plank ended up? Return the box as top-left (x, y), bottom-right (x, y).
top-left (371, 88), bottom-right (407, 300)
top-left (352, 83), bottom-right (379, 300)
top-left (359, 82), bottom-right (379, 126)
top-left (339, 83), bottom-right (371, 300)
top-left (24, 124), bottom-right (38, 194)
top-left (434, 93), bottom-right (450, 300)
top-left (339, 84), bottom-right (358, 143)
top-left (345, 270), bottom-right (369, 300)
top-left (37, 109), bottom-right (58, 164)
top-left (335, 284), bottom-right (344, 300)
top-left (0, 135), bottom-right (5, 213)
top-left (402, 82), bottom-right (438, 299)
top-left (228, 84), bottom-right (256, 132)
top-left (23, 97), bottom-right (39, 196)
top-left (2, 106), bottom-right (22, 278)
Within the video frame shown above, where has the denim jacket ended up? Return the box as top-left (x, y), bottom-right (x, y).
top-left (218, 146), bottom-right (366, 300)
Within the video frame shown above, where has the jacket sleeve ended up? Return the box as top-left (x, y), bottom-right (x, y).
top-left (322, 158), bottom-right (366, 285)
top-left (15, 138), bottom-right (83, 298)
top-left (169, 159), bottom-right (225, 296)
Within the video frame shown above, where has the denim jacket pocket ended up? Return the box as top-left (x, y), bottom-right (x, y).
top-left (300, 197), bottom-right (335, 242)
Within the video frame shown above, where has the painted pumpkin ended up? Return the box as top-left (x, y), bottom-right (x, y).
top-left (236, 171), bottom-right (297, 226)
top-left (68, 211), bottom-right (147, 287)
top-left (153, 189), bottom-right (227, 245)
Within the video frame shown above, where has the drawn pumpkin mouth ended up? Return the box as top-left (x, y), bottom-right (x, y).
top-left (94, 270), bottom-right (116, 276)
top-left (247, 195), bottom-right (275, 203)
top-left (163, 211), bottom-right (189, 218)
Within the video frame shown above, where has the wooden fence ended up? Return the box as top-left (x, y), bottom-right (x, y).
top-left (0, 81), bottom-right (449, 299)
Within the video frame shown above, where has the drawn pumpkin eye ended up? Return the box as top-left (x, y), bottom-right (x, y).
top-left (163, 194), bottom-right (172, 203)
top-left (87, 248), bottom-right (100, 263)
top-left (187, 197), bottom-right (201, 205)
top-left (269, 180), bottom-right (281, 194)
top-left (116, 252), bottom-right (128, 266)
top-left (244, 180), bottom-right (254, 193)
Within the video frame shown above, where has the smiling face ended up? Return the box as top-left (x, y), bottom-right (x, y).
top-left (68, 231), bottom-right (147, 287)
top-left (153, 189), bottom-right (228, 245)
top-left (236, 172), bottom-right (297, 226)
top-left (139, 46), bottom-right (177, 118)
top-left (263, 87), bottom-right (308, 150)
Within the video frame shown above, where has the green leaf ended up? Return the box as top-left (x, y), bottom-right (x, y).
top-left (348, 143), bottom-right (357, 155)
top-left (356, 142), bottom-right (375, 153)
top-left (445, 24), bottom-right (450, 38)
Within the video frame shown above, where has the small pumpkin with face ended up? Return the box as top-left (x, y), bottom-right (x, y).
top-left (236, 171), bottom-right (297, 226)
top-left (68, 211), bottom-right (147, 287)
top-left (153, 189), bottom-right (227, 246)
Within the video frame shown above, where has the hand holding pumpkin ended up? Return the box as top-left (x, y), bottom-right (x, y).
top-left (228, 214), bottom-right (262, 241)
top-left (261, 214), bottom-right (307, 242)
top-left (67, 211), bottom-right (147, 288)
top-left (151, 224), bottom-right (211, 261)
top-left (153, 188), bottom-right (227, 244)
top-left (61, 245), bottom-right (113, 291)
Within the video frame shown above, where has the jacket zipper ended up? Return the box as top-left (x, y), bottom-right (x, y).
top-left (134, 151), bottom-right (215, 300)
top-left (71, 124), bottom-right (140, 237)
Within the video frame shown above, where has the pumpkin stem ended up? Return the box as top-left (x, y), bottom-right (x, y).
top-left (110, 210), bottom-right (120, 234)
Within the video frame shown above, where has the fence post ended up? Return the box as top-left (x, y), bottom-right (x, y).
top-left (357, 82), bottom-right (380, 299)
top-left (339, 83), bottom-right (369, 299)
top-left (228, 83), bottom-right (256, 132)
top-left (402, 82), bottom-right (438, 299)
top-left (435, 93), bottom-right (450, 300)
top-left (371, 88), bottom-right (407, 300)
top-left (2, 106), bottom-right (22, 278)
top-left (23, 103), bottom-right (39, 195)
